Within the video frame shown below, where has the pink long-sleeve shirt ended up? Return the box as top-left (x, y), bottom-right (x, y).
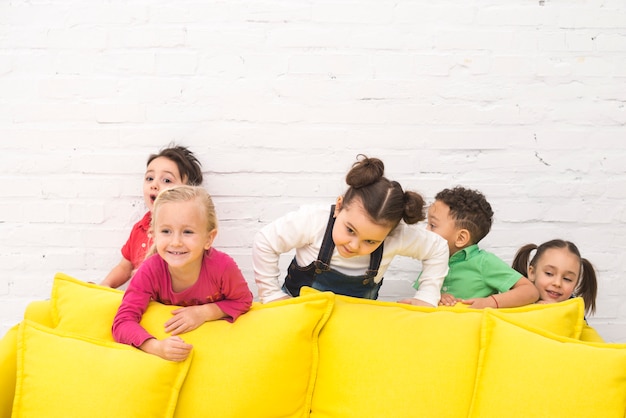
top-left (112, 248), bottom-right (253, 347)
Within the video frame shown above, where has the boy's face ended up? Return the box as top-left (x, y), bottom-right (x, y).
top-left (426, 200), bottom-right (460, 257)
top-left (143, 157), bottom-right (185, 211)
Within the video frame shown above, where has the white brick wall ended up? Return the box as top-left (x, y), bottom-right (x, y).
top-left (1, 0), bottom-right (625, 342)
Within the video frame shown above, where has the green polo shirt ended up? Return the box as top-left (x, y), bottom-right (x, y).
top-left (415, 244), bottom-right (522, 300)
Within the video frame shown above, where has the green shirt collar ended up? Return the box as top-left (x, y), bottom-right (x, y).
top-left (449, 244), bottom-right (480, 264)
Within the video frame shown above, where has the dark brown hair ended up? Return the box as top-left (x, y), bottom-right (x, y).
top-left (342, 155), bottom-right (425, 228)
top-left (512, 239), bottom-right (597, 315)
top-left (435, 186), bottom-right (493, 244)
top-left (147, 144), bottom-right (203, 186)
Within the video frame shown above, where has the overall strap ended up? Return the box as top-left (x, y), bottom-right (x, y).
top-left (314, 205), bottom-right (336, 273)
top-left (365, 242), bottom-right (384, 279)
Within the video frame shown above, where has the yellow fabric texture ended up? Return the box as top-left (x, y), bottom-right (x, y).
top-left (49, 273), bottom-right (335, 418)
top-left (12, 320), bottom-right (192, 418)
top-left (0, 324), bottom-right (18, 418)
top-left (469, 311), bottom-right (626, 418)
top-left (580, 322), bottom-right (605, 342)
top-left (168, 292), bottom-right (334, 418)
top-left (24, 300), bottom-right (54, 327)
top-left (51, 272), bottom-right (124, 340)
top-left (308, 293), bottom-right (585, 418)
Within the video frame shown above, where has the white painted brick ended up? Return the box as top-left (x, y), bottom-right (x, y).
top-left (1, 0), bottom-right (626, 343)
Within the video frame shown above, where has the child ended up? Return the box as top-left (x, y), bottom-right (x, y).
top-left (253, 155), bottom-right (449, 307)
top-left (112, 185), bottom-right (253, 361)
top-left (423, 186), bottom-right (538, 308)
top-left (100, 144), bottom-right (204, 288)
top-left (512, 239), bottom-right (598, 316)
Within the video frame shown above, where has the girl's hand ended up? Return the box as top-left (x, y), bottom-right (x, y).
top-left (438, 293), bottom-right (460, 306)
top-left (397, 298), bottom-right (435, 307)
top-left (165, 305), bottom-right (207, 335)
top-left (141, 336), bottom-right (193, 362)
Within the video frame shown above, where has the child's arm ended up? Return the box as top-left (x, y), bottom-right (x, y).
top-left (100, 258), bottom-right (133, 288)
top-left (398, 227), bottom-right (450, 307)
top-left (462, 277), bottom-right (539, 309)
top-left (165, 304), bottom-right (227, 336)
top-left (253, 206), bottom-right (321, 303)
top-left (140, 337), bottom-right (193, 362)
top-left (164, 254), bottom-right (253, 336)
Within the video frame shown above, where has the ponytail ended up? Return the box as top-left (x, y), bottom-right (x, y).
top-left (511, 243), bottom-right (538, 277)
top-left (577, 258), bottom-right (598, 316)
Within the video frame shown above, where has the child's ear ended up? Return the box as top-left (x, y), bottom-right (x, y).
top-left (454, 228), bottom-right (471, 249)
top-left (527, 265), bottom-right (536, 283)
top-left (333, 196), bottom-right (343, 217)
top-left (204, 229), bottom-right (218, 250)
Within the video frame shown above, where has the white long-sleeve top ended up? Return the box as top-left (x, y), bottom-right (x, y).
top-left (252, 204), bottom-right (449, 306)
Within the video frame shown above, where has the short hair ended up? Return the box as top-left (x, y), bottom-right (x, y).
top-left (434, 186), bottom-right (493, 244)
top-left (147, 144), bottom-right (203, 186)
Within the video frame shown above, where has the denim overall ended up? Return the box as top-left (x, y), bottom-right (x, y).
top-left (282, 205), bottom-right (384, 300)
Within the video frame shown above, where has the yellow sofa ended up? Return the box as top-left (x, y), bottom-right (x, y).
top-left (1, 273), bottom-right (624, 418)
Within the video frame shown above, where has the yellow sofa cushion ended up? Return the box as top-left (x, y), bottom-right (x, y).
top-left (51, 272), bottom-right (123, 341)
top-left (308, 293), bottom-right (585, 418)
top-left (50, 273), bottom-right (335, 418)
top-left (12, 320), bottom-right (192, 418)
top-left (0, 325), bottom-right (18, 418)
top-left (469, 311), bottom-right (626, 418)
top-left (171, 292), bottom-right (334, 418)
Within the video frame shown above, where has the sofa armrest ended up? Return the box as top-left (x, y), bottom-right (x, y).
top-left (0, 325), bottom-right (18, 418)
top-left (24, 300), bottom-right (53, 328)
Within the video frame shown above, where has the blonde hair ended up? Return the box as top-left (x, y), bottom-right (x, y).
top-left (145, 185), bottom-right (217, 258)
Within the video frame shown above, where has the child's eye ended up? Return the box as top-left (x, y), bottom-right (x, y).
top-left (163, 178), bottom-right (173, 183)
top-left (145, 176), bottom-right (154, 182)
top-left (346, 227), bottom-right (355, 235)
top-left (183, 230), bottom-right (194, 235)
top-left (365, 240), bottom-right (377, 245)
top-left (160, 229), bottom-right (171, 234)
top-left (564, 277), bottom-right (574, 283)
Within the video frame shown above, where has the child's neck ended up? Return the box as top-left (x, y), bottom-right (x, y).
top-left (169, 260), bottom-right (202, 292)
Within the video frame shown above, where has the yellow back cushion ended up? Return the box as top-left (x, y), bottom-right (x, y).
top-left (12, 320), bottom-right (192, 418)
top-left (168, 293), bottom-right (334, 418)
top-left (51, 272), bottom-right (123, 341)
top-left (50, 274), bottom-right (335, 418)
top-left (309, 293), bottom-right (585, 418)
top-left (469, 311), bottom-right (626, 418)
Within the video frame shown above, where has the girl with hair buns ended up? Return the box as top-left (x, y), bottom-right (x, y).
top-left (253, 155), bottom-right (449, 307)
top-left (512, 239), bottom-right (598, 316)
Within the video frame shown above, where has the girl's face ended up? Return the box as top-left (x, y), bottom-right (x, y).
top-left (528, 247), bottom-right (580, 304)
top-left (153, 199), bottom-right (216, 274)
top-left (331, 197), bottom-right (393, 258)
top-left (143, 157), bottom-right (185, 211)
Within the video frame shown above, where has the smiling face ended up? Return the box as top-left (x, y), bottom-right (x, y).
top-left (529, 247), bottom-right (580, 304)
top-left (331, 197), bottom-right (393, 258)
top-left (153, 198), bottom-right (217, 277)
top-left (143, 157), bottom-right (186, 211)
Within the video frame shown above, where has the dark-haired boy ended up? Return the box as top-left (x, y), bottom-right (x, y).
top-left (416, 186), bottom-right (538, 308)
